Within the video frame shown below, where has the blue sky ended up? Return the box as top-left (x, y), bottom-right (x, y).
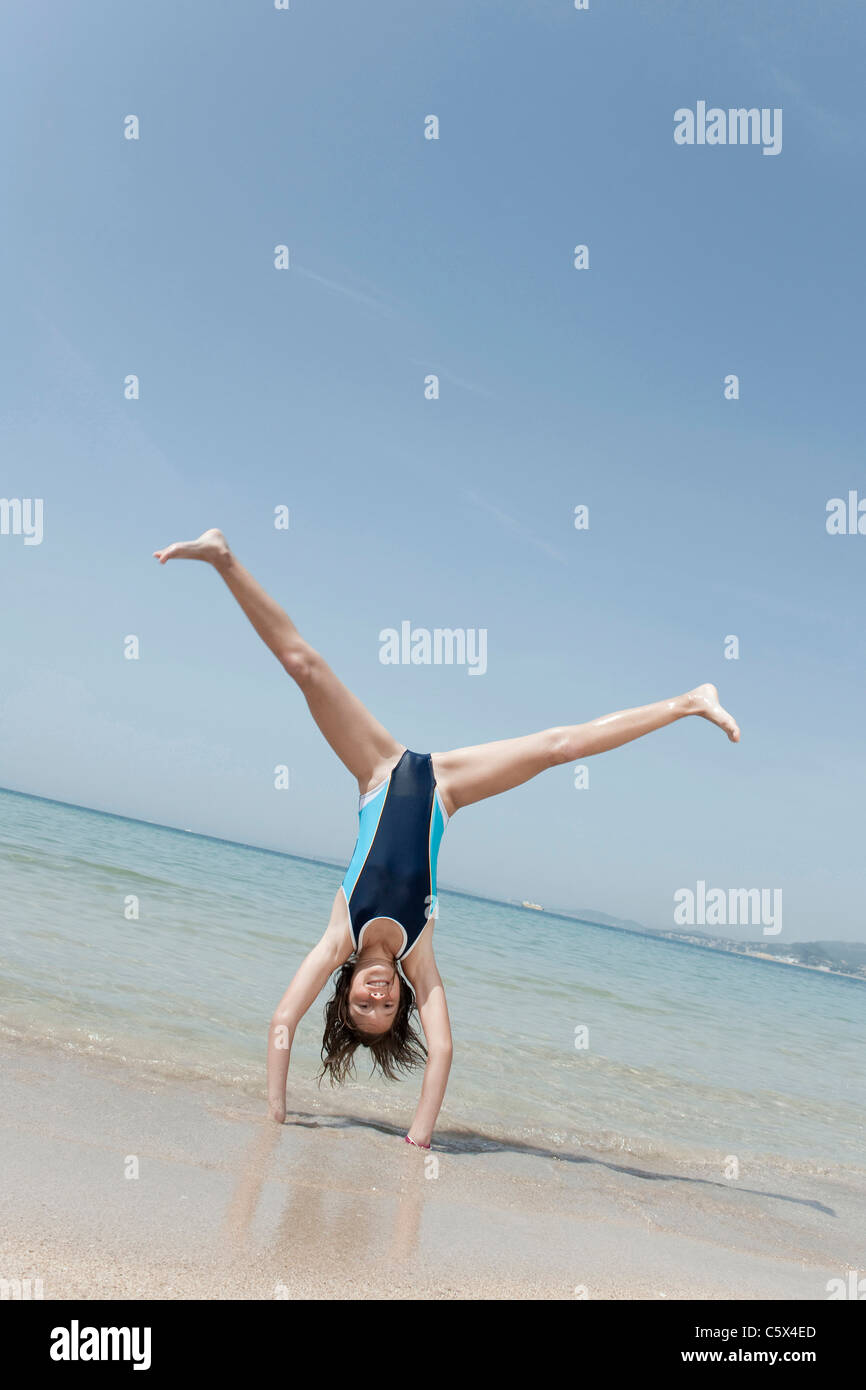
top-left (2, 1), bottom-right (864, 939)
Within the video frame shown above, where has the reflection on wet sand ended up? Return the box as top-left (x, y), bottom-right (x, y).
top-left (222, 1115), bottom-right (429, 1280)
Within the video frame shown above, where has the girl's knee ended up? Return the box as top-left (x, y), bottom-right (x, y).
top-left (280, 641), bottom-right (318, 685)
top-left (544, 726), bottom-right (573, 767)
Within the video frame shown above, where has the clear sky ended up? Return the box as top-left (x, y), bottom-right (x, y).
top-left (2, 2), bottom-right (864, 939)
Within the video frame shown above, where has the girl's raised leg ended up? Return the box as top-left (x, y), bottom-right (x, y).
top-left (153, 528), bottom-right (404, 789)
top-left (432, 686), bottom-right (739, 814)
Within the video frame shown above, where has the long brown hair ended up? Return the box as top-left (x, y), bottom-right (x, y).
top-left (319, 959), bottom-right (427, 1085)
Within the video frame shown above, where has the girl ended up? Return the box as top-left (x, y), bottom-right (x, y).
top-left (154, 529), bottom-right (740, 1149)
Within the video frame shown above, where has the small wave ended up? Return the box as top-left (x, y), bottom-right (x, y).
top-left (2, 1021), bottom-right (862, 1183)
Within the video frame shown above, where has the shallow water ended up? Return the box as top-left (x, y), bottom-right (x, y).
top-left (1, 787), bottom-right (863, 1172)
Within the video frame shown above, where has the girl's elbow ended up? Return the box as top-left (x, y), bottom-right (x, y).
top-left (269, 1009), bottom-right (295, 1048)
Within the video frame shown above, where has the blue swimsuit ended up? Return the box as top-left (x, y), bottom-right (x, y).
top-left (341, 749), bottom-right (449, 960)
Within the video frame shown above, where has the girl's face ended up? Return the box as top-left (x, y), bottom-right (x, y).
top-left (348, 955), bottom-right (400, 1035)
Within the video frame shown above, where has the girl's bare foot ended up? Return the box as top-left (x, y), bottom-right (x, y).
top-left (683, 683), bottom-right (740, 742)
top-left (153, 527), bottom-right (230, 568)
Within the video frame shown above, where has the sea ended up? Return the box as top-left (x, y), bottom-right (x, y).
top-left (1, 786), bottom-right (863, 1173)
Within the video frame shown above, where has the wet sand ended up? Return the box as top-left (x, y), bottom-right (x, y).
top-left (0, 1038), bottom-right (862, 1300)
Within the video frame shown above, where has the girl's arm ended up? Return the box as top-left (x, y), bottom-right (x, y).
top-left (267, 931), bottom-right (348, 1122)
top-left (405, 960), bottom-right (453, 1148)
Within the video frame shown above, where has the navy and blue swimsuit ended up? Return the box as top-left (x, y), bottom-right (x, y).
top-left (341, 749), bottom-right (449, 960)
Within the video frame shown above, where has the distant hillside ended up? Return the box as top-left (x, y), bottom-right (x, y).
top-left (761, 940), bottom-right (866, 970)
top-left (542, 905), bottom-right (653, 934)
top-left (511, 901), bottom-right (865, 973)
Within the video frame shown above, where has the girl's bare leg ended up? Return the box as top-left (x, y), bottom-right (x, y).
top-left (433, 687), bottom-right (739, 814)
top-left (153, 528), bottom-right (404, 789)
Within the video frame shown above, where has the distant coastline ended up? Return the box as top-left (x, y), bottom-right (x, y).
top-left (504, 898), bottom-right (866, 984)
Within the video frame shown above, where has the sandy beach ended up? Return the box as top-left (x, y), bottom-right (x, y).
top-left (1, 1037), bottom-right (862, 1301)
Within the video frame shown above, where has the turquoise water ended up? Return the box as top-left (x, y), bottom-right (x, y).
top-left (0, 787), bottom-right (863, 1171)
